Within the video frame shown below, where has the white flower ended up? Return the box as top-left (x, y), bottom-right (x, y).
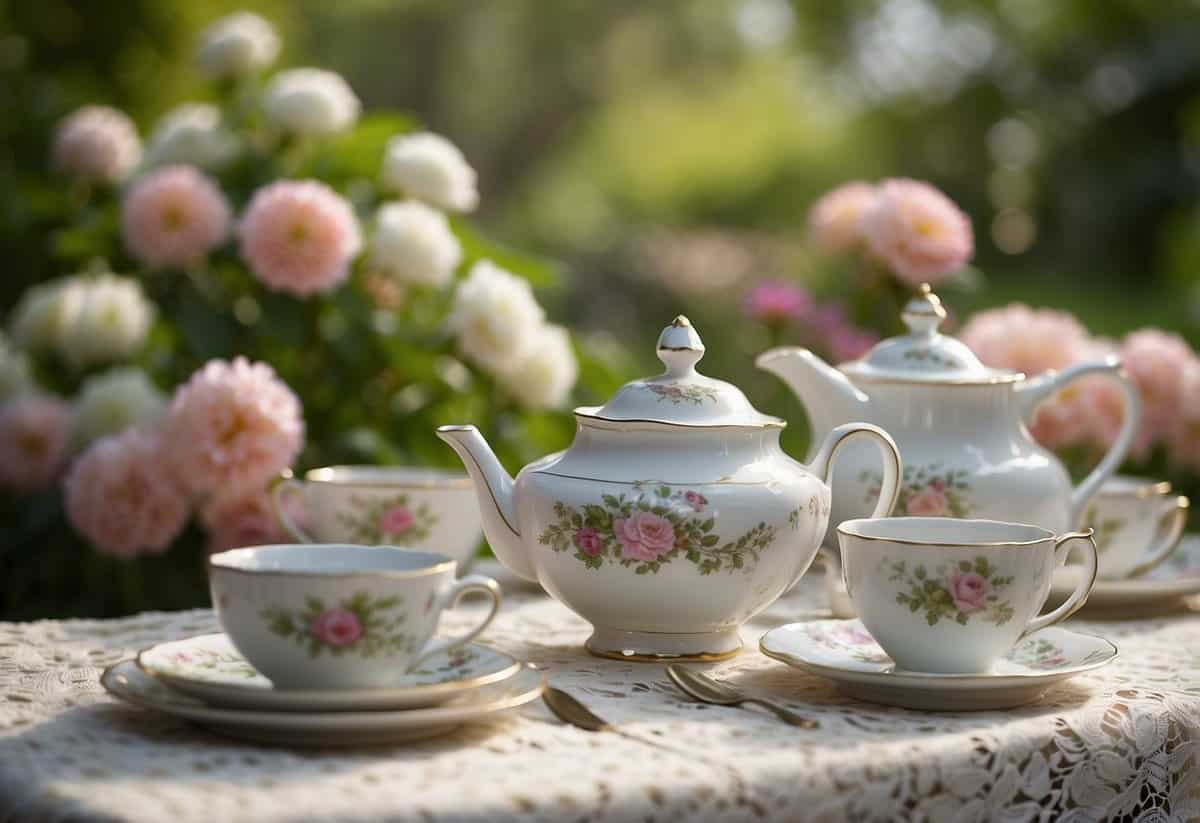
top-left (52, 105), bottom-right (141, 183)
top-left (10, 277), bottom-right (87, 354)
top-left (71, 367), bottom-right (167, 448)
top-left (59, 275), bottom-right (155, 368)
top-left (450, 260), bottom-right (544, 374)
top-left (0, 334), bottom-right (32, 405)
top-left (143, 103), bottom-right (240, 170)
top-left (381, 132), bottom-right (478, 213)
top-left (370, 201), bottom-right (462, 288)
top-left (264, 68), bottom-right (360, 137)
top-left (196, 11), bottom-right (280, 78)
top-left (498, 324), bottom-right (578, 410)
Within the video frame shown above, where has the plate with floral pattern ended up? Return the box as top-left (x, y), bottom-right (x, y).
top-left (759, 620), bottom-right (1116, 711)
top-left (103, 659), bottom-right (544, 747)
top-left (137, 633), bottom-right (521, 711)
top-left (1051, 536), bottom-right (1200, 613)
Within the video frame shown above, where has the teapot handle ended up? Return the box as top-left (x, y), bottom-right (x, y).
top-left (1016, 357), bottom-right (1142, 525)
top-left (808, 422), bottom-right (901, 520)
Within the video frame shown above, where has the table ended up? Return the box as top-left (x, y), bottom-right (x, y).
top-left (1, 564), bottom-right (1198, 823)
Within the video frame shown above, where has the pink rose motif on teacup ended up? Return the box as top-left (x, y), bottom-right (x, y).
top-left (613, 511), bottom-right (676, 561)
top-left (947, 570), bottom-right (990, 614)
top-left (684, 491), bottom-right (708, 511)
top-left (573, 526), bottom-right (603, 556)
top-left (905, 486), bottom-right (949, 516)
top-left (310, 607), bottom-right (363, 647)
top-left (378, 504), bottom-right (416, 536)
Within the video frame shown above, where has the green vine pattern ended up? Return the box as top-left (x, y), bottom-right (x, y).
top-left (536, 482), bottom-right (777, 575)
top-left (860, 462), bottom-right (971, 517)
top-left (335, 493), bottom-right (439, 545)
top-left (1008, 638), bottom-right (1068, 670)
top-left (260, 590), bottom-right (415, 658)
top-left (884, 556), bottom-right (1015, 627)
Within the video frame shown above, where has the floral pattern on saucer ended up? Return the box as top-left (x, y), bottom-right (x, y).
top-left (536, 481), bottom-right (778, 575)
top-left (335, 493), bottom-right (439, 545)
top-left (883, 556), bottom-right (1015, 627)
top-left (260, 591), bottom-right (416, 658)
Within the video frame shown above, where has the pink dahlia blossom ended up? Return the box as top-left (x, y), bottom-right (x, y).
top-left (0, 395), bottom-right (71, 492)
top-left (744, 281), bottom-right (812, 326)
top-left (310, 607), bottom-right (363, 647)
top-left (164, 357), bottom-right (304, 497)
top-left (239, 180), bottom-right (362, 296)
top-left (808, 181), bottom-right (877, 253)
top-left (52, 105), bottom-right (141, 183)
top-left (959, 304), bottom-right (1090, 375)
top-left (122, 165), bottom-right (230, 268)
top-left (1120, 329), bottom-right (1195, 459)
top-left (64, 430), bottom-right (190, 557)
top-left (200, 486), bottom-right (297, 555)
top-left (947, 571), bottom-right (990, 613)
top-left (904, 487), bottom-right (948, 517)
top-left (862, 178), bottom-right (973, 286)
top-left (612, 511), bottom-right (676, 561)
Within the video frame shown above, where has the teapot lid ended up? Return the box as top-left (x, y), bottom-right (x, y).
top-left (576, 316), bottom-right (783, 428)
top-left (840, 284), bottom-right (1022, 384)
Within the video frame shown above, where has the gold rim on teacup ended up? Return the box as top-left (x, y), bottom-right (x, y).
top-left (207, 544), bottom-right (458, 580)
top-left (1093, 476), bottom-right (1173, 500)
top-left (837, 517), bottom-right (1056, 548)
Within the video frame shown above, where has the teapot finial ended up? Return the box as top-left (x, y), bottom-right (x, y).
top-left (901, 283), bottom-right (947, 337)
top-left (657, 316), bottom-right (705, 377)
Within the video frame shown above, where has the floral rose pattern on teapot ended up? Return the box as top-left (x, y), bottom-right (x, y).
top-left (260, 591), bottom-right (417, 658)
top-left (334, 493), bottom-right (439, 544)
top-left (859, 463), bottom-right (972, 518)
top-left (882, 556), bottom-right (1015, 627)
top-left (536, 482), bottom-right (786, 575)
top-left (645, 382), bottom-right (719, 406)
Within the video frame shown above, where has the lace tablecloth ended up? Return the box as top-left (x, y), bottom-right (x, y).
top-left (2, 564), bottom-right (1198, 823)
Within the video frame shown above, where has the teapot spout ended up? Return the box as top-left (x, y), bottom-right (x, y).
top-left (756, 347), bottom-right (870, 448)
top-left (436, 425), bottom-right (536, 581)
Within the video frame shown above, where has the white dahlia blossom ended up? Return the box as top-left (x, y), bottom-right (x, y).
top-left (264, 68), bottom-right (360, 137)
top-left (59, 275), bottom-right (155, 368)
top-left (498, 324), bottom-right (578, 410)
top-left (10, 277), bottom-right (87, 354)
top-left (449, 260), bottom-right (544, 374)
top-left (381, 132), bottom-right (478, 213)
top-left (143, 103), bottom-right (240, 170)
top-left (370, 200), bottom-right (462, 288)
top-left (72, 367), bottom-right (167, 448)
top-left (196, 11), bottom-right (280, 78)
top-left (52, 105), bottom-right (141, 183)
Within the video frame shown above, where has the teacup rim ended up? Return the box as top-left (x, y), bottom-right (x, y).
top-left (1096, 475), bottom-right (1173, 499)
top-left (208, 544), bottom-right (457, 579)
top-left (838, 517), bottom-right (1055, 548)
top-left (299, 465), bottom-right (472, 490)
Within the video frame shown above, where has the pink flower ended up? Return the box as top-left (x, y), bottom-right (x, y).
top-left (947, 570), bottom-right (990, 613)
top-left (684, 491), bottom-right (708, 511)
top-left (904, 487), bottom-right (948, 516)
top-left (612, 511), bottom-right (676, 561)
top-left (0, 395), bottom-right (71, 492)
top-left (122, 165), bottom-right (231, 268)
top-left (200, 487), bottom-right (295, 555)
top-left (64, 430), bottom-right (190, 557)
top-left (379, 504), bottom-right (415, 536)
top-left (238, 180), bottom-right (362, 297)
top-left (310, 607), bottom-right (363, 647)
top-left (959, 303), bottom-right (1090, 375)
top-left (862, 178), bottom-right (973, 286)
top-left (573, 527), bottom-right (603, 556)
top-left (743, 281), bottom-right (811, 326)
top-left (52, 105), bottom-right (141, 183)
top-left (808, 182), bottom-right (878, 253)
top-left (832, 624), bottom-right (875, 646)
top-left (163, 357), bottom-right (304, 497)
top-left (1120, 329), bottom-right (1195, 459)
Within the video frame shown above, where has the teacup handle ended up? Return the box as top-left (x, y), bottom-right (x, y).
top-left (807, 422), bottom-right (901, 519)
top-left (1021, 530), bottom-right (1097, 639)
top-left (1127, 495), bottom-right (1189, 579)
top-left (407, 575), bottom-right (502, 672)
top-left (270, 478), bottom-right (315, 543)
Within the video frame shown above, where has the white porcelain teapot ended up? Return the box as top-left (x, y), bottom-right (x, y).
top-left (757, 284), bottom-right (1141, 545)
top-left (438, 316), bottom-right (900, 661)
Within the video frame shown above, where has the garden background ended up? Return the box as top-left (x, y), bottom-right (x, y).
top-left (3, 0), bottom-right (1199, 619)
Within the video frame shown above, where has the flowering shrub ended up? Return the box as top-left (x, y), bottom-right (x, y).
top-left (1, 11), bottom-right (612, 618)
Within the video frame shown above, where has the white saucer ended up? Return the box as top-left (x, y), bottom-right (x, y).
top-left (102, 659), bottom-right (545, 747)
top-left (759, 619), bottom-right (1116, 711)
top-left (137, 634), bottom-right (521, 711)
top-left (1052, 536), bottom-right (1200, 614)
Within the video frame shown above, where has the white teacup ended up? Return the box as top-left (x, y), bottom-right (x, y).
top-left (1080, 476), bottom-right (1189, 580)
top-left (838, 518), bottom-right (1098, 674)
top-left (208, 545), bottom-right (501, 690)
top-left (272, 466), bottom-right (482, 569)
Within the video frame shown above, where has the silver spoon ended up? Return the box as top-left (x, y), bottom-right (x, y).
top-left (666, 664), bottom-right (819, 729)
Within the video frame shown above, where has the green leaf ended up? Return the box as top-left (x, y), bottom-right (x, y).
top-left (323, 111), bottom-right (419, 181)
top-left (914, 565), bottom-right (926, 580)
top-left (701, 535), bottom-right (719, 547)
top-left (452, 217), bottom-right (561, 288)
top-left (657, 485), bottom-right (671, 498)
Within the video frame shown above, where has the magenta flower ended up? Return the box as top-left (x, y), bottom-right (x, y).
top-left (310, 607), bottom-right (363, 647)
top-left (573, 526), bottom-right (603, 556)
top-left (947, 571), bottom-right (990, 613)
top-left (379, 504), bottom-right (416, 536)
top-left (744, 281), bottom-right (811, 326)
top-left (683, 491), bottom-right (708, 511)
top-left (612, 511), bottom-right (676, 561)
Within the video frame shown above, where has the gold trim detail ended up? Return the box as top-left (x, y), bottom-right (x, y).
top-left (1094, 479), bottom-right (1173, 499)
top-left (207, 546), bottom-right (458, 579)
top-left (573, 407), bottom-right (786, 431)
top-left (837, 518), bottom-right (1054, 548)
